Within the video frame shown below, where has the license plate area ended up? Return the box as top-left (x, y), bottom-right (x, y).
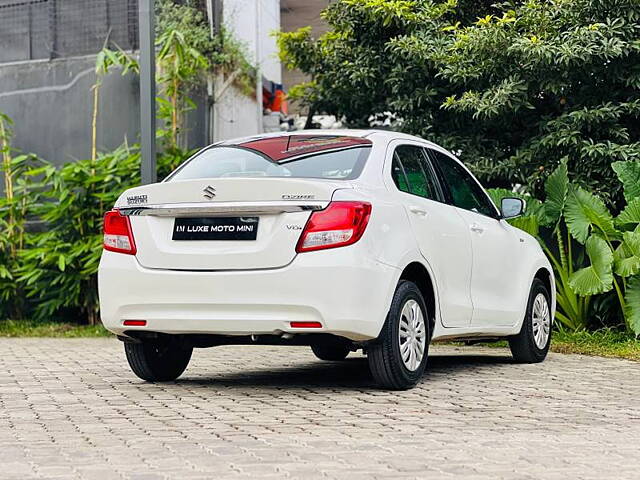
top-left (172, 217), bottom-right (259, 240)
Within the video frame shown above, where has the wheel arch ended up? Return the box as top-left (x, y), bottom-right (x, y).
top-left (534, 267), bottom-right (553, 299)
top-left (398, 261), bottom-right (437, 337)
top-left (510, 263), bottom-right (556, 335)
top-left (533, 265), bottom-right (556, 316)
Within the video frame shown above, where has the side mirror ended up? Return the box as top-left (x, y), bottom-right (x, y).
top-left (501, 197), bottom-right (525, 219)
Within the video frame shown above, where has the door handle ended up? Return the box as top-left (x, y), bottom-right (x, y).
top-left (470, 223), bottom-right (484, 234)
top-left (409, 206), bottom-right (428, 216)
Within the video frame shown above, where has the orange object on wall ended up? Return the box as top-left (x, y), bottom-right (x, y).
top-left (271, 90), bottom-right (288, 115)
top-left (263, 85), bottom-right (288, 114)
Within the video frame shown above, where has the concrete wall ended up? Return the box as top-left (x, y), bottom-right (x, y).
top-left (0, 56), bottom-right (139, 167)
top-left (0, 55), bottom-right (207, 168)
top-left (223, 0), bottom-right (281, 84)
top-left (212, 82), bottom-right (261, 141)
top-left (0, 0), bottom-right (138, 64)
top-left (209, 0), bottom-right (283, 142)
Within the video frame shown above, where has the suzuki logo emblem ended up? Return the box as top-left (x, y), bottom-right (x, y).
top-left (203, 185), bottom-right (216, 199)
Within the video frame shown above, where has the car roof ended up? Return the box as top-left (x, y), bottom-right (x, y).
top-left (215, 129), bottom-right (444, 151)
top-left (220, 133), bottom-right (372, 163)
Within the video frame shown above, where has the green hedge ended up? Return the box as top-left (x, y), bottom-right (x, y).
top-left (1, 140), bottom-right (191, 324)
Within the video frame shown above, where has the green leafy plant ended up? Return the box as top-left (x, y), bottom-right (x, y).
top-left (539, 162), bottom-right (594, 332)
top-left (15, 142), bottom-right (190, 324)
top-left (17, 145), bottom-right (137, 324)
top-left (558, 161), bottom-right (640, 334)
top-left (157, 0), bottom-right (256, 97)
top-left (154, 0), bottom-right (256, 149)
top-left (490, 162), bottom-right (592, 332)
top-left (92, 47), bottom-right (139, 162)
top-left (156, 29), bottom-right (209, 148)
top-left (0, 114), bottom-right (48, 320)
top-left (1, 113), bottom-right (20, 318)
top-left (492, 158), bottom-right (640, 335)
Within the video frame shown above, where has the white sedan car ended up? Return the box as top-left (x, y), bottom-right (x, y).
top-left (99, 130), bottom-right (555, 390)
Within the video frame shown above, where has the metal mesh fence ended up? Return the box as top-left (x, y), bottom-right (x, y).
top-left (0, 0), bottom-right (139, 64)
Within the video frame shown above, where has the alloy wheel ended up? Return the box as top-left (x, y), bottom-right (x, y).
top-left (532, 293), bottom-right (551, 349)
top-left (398, 299), bottom-right (427, 371)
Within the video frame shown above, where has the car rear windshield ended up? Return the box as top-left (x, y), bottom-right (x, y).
top-left (167, 135), bottom-right (372, 181)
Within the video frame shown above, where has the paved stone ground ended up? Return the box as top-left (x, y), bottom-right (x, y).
top-left (1, 338), bottom-right (639, 480)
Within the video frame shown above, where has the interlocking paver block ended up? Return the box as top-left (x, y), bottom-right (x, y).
top-left (1, 338), bottom-right (638, 479)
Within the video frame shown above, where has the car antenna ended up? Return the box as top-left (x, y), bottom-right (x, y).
top-left (285, 134), bottom-right (292, 152)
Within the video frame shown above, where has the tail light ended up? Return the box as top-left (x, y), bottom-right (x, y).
top-left (296, 201), bottom-right (372, 253)
top-left (103, 210), bottom-right (137, 255)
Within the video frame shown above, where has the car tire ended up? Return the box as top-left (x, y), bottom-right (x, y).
top-left (368, 280), bottom-right (430, 390)
top-left (311, 341), bottom-right (351, 361)
top-left (509, 278), bottom-right (552, 363)
top-left (124, 339), bottom-right (193, 382)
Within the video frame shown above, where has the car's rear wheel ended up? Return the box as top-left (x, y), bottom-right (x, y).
top-left (124, 338), bottom-right (193, 381)
top-left (368, 280), bottom-right (430, 390)
top-left (509, 278), bottom-right (552, 363)
top-left (310, 339), bottom-right (351, 361)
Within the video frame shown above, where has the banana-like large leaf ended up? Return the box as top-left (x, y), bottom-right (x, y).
top-left (614, 230), bottom-right (640, 278)
top-left (486, 188), bottom-right (543, 237)
top-left (486, 188), bottom-right (517, 208)
top-left (624, 275), bottom-right (640, 336)
top-left (564, 187), bottom-right (618, 244)
top-left (569, 235), bottom-right (614, 296)
top-left (616, 197), bottom-right (640, 229)
top-left (543, 160), bottom-right (568, 226)
top-left (612, 161), bottom-right (640, 203)
top-left (508, 216), bottom-right (540, 237)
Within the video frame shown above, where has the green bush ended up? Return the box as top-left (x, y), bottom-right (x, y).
top-left (1, 142), bottom-right (191, 324)
top-left (1, 114), bottom-right (50, 320)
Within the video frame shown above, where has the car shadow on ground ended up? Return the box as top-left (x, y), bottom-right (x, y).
top-left (175, 350), bottom-right (514, 391)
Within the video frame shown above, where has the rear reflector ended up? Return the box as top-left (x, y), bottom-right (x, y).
top-left (104, 210), bottom-right (137, 255)
top-left (296, 201), bottom-right (371, 253)
top-left (123, 320), bottom-right (147, 327)
top-left (290, 321), bottom-right (322, 328)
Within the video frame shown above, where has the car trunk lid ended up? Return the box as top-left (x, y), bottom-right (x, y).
top-left (115, 178), bottom-right (349, 270)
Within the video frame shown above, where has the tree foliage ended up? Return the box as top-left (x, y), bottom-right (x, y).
top-left (278, 0), bottom-right (640, 207)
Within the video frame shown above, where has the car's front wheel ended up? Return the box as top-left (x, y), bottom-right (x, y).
top-left (509, 278), bottom-right (552, 363)
top-left (124, 338), bottom-right (193, 381)
top-left (368, 280), bottom-right (430, 390)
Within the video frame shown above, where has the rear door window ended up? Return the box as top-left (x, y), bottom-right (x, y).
top-left (391, 145), bottom-right (440, 200)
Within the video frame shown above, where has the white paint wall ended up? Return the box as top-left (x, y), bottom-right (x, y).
top-left (223, 0), bottom-right (281, 84)
top-left (213, 83), bottom-right (261, 141)
top-left (212, 0), bottom-right (281, 142)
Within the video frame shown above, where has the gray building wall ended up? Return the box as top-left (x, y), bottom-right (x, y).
top-left (0, 55), bottom-right (207, 169)
top-left (0, 56), bottom-right (139, 167)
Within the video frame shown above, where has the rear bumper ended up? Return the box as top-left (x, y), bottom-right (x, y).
top-left (98, 249), bottom-right (399, 341)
